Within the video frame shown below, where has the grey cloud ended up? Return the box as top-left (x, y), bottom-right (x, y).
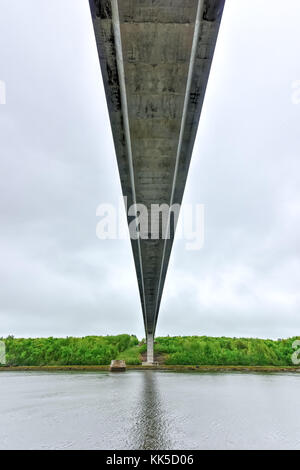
top-left (0, 0), bottom-right (300, 339)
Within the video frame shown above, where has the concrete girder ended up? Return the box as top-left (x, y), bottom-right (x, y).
top-left (89, 0), bottom-right (225, 348)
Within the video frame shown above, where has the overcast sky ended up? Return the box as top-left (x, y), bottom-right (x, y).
top-left (0, 0), bottom-right (300, 339)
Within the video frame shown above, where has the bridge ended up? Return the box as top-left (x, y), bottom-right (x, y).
top-left (89, 0), bottom-right (225, 363)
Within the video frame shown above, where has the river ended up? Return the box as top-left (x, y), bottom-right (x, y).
top-left (0, 370), bottom-right (299, 450)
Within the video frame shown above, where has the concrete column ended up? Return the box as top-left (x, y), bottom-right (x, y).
top-left (147, 333), bottom-right (154, 364)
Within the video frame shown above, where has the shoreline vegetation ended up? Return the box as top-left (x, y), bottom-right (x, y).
top-left (1, 365), bottom-right (299, 373)
top-left (1, 335), bottom-right (299, 372)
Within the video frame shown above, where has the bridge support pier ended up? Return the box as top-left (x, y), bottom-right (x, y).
top-left (142, 333), bottom-right (154, 365)
top-left (147, 334), bottom-right (154, 364)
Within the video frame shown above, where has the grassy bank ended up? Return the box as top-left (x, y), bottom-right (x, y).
top-left (1, 335), bottom-right (299, 367)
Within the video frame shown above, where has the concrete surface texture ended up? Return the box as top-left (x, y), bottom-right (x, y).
top-left (110, 360), bottom-right (126, 372)
top-left (89, 0), bottom-right (225, 344)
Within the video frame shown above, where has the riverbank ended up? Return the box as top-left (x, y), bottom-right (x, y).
top-left (2, 335), bottom-right (300, 368)
top-left (1, 364), bottom-right (300, 373)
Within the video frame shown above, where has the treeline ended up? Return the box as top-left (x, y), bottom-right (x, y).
top-left (154, 336), bottom-right (300, 366)
top-left (3, 335), bottom-right (138, 366)
top-left (1, 335), bottom-right (299, 367)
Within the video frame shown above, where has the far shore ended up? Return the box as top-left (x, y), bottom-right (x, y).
top-left (1, 364), bottom-right (300, 373)
top-left (3, 335), bottom-right (300, 371)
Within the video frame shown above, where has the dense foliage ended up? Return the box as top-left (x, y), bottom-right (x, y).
top-left (1, 335), bottom-right (299, 367)
top-left (3, 335), bottom-right (139, 366)
top-left (155, 336), bottom-right (300, 366)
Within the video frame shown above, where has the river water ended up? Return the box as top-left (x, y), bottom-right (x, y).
top-left (0, 370), bottom-right (299, 450)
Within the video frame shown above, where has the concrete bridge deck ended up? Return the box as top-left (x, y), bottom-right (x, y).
top-left (89, 0), bottom-right (225, 362)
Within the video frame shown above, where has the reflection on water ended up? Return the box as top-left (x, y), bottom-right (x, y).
top-left (0, 370), bottom-right (300, 450)
top-left (129, 371), bottom-right (172, 450)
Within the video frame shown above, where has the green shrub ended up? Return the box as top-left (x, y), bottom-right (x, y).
top-left (154, 336), bottom-right (299, 366)
top-left (4, 335), bottom-right (139, 366)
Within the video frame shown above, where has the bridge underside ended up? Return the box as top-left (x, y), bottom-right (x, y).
top-left (89, 0), bottom-right (225, 349)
